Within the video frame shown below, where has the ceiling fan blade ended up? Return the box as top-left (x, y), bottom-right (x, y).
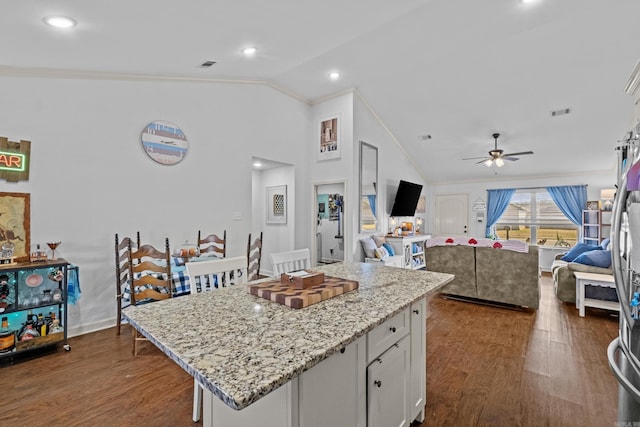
top-left (462, 156), bottom-right (490, 160)
top-left (502, 156), bottom-right (519, 161)
top-left (502, 151), bottom-right (534, 157)
top-left (475, 158), bottom-right (492, 165)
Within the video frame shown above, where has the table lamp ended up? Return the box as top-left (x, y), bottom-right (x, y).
top-left (600, 188), bottom-right (615, 211)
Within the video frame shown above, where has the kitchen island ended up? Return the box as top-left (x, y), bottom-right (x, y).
top-left (123, 262), bottom-right (453, 427)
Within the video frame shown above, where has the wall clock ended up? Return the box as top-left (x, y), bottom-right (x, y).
top-left (140, 120), bottom-right (188, 165)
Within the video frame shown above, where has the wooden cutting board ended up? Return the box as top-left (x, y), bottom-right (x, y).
top-left (248, 276), bottom-right (359, 309)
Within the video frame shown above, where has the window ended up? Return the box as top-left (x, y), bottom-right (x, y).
top-left (494, 189), bottom-right (577, 247)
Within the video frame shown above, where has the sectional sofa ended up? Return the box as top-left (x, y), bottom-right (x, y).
top-left (425, 243), bottom-right (540, 309)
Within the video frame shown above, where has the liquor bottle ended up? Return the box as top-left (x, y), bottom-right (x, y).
top-left (37, 313), bottom-right (46, 336)
top-left (0, 316), bottom-right (15, 353)
top-left (19, 321), bottom-right (40, 340)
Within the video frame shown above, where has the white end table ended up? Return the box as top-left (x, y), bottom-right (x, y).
top-left (573, 271), bottom-right (618, 317)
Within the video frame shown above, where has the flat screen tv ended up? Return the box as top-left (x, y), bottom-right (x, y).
top-left (390, 180), bottom-right (423, 217)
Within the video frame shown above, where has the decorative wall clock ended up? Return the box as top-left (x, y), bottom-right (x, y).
top-left (140, 120), bottom-right (188, 165)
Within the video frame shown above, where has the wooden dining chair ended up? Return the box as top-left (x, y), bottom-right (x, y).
top-left (197, 230), bottom-right (226, 258)
top-left (271, 248), bottom-right (311, 277)
top-left (128, 237), bottom-right (172, 355)
top-left (246, 232), bottom-right (263, 281)
top-left (114, 232), bottom-right (140, 335)
top-left (185, 255), bottom-right (247, 422)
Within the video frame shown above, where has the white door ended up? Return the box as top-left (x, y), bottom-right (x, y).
top-left (434, 193), bottom-right (469, 236)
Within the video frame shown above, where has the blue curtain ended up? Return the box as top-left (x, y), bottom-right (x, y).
top-left (367, 195), bottom-right (377, 217)
top-left (546, 185), bottom-right (587, 226)
top-left (486, 188), bottom-right (516, 237)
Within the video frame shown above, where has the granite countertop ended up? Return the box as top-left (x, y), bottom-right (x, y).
top-left (122, 262), bottom-right (453, 410)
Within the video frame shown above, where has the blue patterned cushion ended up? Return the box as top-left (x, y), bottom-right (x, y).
top-left (573, 250), bottom-right (612, 268)
top-left (382, 243), bottom-right (395, 256)
top-left (561, 243), bottom-right (595, 262)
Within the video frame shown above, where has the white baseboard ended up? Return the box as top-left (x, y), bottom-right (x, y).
top-left (67, 318), bottom-right (115, 338)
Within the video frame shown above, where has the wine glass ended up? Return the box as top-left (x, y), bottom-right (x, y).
top-left (47, 242), bottom-right (61, 260)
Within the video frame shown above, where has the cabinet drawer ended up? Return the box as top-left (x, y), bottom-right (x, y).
top-left (367, 307), bottom-right (409, 363)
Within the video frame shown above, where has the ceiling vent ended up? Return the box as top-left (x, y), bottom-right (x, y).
top-left (551, 108), bottom-right (571, 117)
top-left (200, 60), bottom-right (217, 68)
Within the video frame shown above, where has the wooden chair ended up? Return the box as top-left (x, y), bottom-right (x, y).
top-left (185, 255), bottom-right (247, 422)
top-left (128, 237), bottom-right (172, 355)
top-left (246, 232), bottom-right (263, 281)
top-left (114, 232), bottom-right (140, 335)
top-left (197, 230), bottom-right (226, 258)
top-left (271, 248), bottom-right (311, 277)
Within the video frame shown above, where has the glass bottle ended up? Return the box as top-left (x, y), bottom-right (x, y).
top-left (41, 289), bottom-right (53, 304)
top-left (19, 321), bottom-right (40, 340)
top-left (52, 288), bottom-right (62, 302)
top-left (49, 319), bottom-right (63, 334)
top-left (0, 316), bottom-right (15, 353)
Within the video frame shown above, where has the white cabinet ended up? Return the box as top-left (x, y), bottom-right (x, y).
top-left (299, 336), bottom-right (366, 427)
top-left (385, 234), bottom-right (431, 269)
top-left (409, 298), bottom-right (426, 423)
top-left (364, 255), bottom-right (404, 268)
top-left (582, 209), bottom-right (602, 246)
top-left (367, 335), bottom-right (410, 427)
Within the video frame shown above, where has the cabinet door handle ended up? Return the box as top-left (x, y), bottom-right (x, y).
top-left (374, 380), bottom-right (382, 388)
top-left (389, 326), bottom-right (396, 333)
top-left (413, 309), bottom-right (419, 314)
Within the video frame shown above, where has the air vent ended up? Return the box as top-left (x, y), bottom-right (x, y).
top-left (417, 134), bottom-right (432, 141)
top-left (551, 108), bottom-right (571, 117)
top-left (200, 60), bottom-right (217, 68)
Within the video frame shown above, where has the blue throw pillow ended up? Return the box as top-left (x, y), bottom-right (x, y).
top-left (600, 238), bottom-right (611, 250)
top-left (561, 242), bottom-right (596, 262)
top-left (573, 250), bottom-right (612, 268)
top-left (382, 242), bottom-right (395, 256)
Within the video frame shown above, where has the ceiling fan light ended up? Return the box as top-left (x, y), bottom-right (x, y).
top-left (484, 159), bottom-right (493, 167)
top-left (496, 158), bottom-right (505, 167)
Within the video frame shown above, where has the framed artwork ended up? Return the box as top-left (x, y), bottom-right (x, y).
top-left (0, 192), bottom-right (30, 262)
top-left (266, 185), bottom-right (287, 224)
top-left (318, 114), bottom-right (341, 161)
top-left (586, 200), bottom-right (599, 210)
top-left (140, 120), bottom-right (189, 165)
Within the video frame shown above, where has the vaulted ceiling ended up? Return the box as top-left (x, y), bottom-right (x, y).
top-left (3, 0), bottom-right (639, 183)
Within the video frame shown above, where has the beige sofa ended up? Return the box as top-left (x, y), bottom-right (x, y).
top-left (551, 255), bottom-right (613, 303)
top-left (425, 244), bottom-right (540, 309)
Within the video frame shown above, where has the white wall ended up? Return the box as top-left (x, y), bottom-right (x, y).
top-left (0, 76), bottom-right (310, 336)
top-left (353, 93), bottom-right (427, 260)
top-left (428, 171), bottom-right (617, 238)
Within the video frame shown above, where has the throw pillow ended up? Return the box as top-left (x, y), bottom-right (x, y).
top-left (561, 242), bottom-right (596, 262)
top-left (360, 237), bottom-right (377, 258)
top-left (573, 249), bottom-right (612, 268)
top-left (373, 235), bottom-right (386, 247)
top-left (374, 246), bottom-right (390, 259)
top-left (382, 242), bottom-right (395, 256)
top-left (600, 238), bottom-right (611, 250)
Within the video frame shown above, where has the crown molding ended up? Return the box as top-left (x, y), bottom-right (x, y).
top-left (0, 65), bottom-right (310, 104)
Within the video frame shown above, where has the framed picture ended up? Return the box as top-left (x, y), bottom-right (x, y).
top-left (266, 185), bottom-right (287, 224)
top-left (586, 200), bottom-right (599, 210)
top-left (318, 114), bottom-right (341, 161)
top-left (0, 192), bottom-right (30, 261)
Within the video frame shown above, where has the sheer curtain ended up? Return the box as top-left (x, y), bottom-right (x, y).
top-left (546, 185), bottom-right (587, 226)
top-left (486, 188), bottom-right (516, 237)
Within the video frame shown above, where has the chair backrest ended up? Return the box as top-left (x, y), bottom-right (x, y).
top-left (115, 232), bottom-right (140, 292)
top-left (271, 248), bottom-right (311, 277)
top-left (198, 230), bottom-right (226, 258)
top-left (247, 232), bottom-right (263, 281)
top-left (128, 238), bottom-right (172, 305)
top-left (186, 256), bottom-right (247, 293)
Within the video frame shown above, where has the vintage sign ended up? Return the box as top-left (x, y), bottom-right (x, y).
top-left (0, 138), bottom-right (30, 182)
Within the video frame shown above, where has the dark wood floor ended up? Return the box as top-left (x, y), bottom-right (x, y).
top-left (2, 274), bottom-right (619, 427)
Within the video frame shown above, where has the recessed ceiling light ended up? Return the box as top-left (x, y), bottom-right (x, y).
top-left (253, 161), bottom-right (262, 168)
top-left (329, 72), bottom-right (340, 80)
top-left (43, 16), bottom-right (77, 28)
top-left (521, 0), bottom-right (537, 3)
top-left (242, 47), bottom-right (257, 56)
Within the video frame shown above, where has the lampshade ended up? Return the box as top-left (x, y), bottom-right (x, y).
top-left (495, 158), bottom-right (504, 167)
top-left (600, 188), bottom-right (615, 200)
top-left (484, 159), bottom-right (492, 167)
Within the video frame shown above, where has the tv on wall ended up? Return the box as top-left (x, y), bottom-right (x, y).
top-left (390, 180), bottom-right (423, 217)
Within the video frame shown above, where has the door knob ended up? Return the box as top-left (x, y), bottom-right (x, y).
top-left (389, 326), bottom-right (396, 333)
top-left (374, 380), bottom-right (382, 388)
top-left (413, 309), bottom-right (419, 314)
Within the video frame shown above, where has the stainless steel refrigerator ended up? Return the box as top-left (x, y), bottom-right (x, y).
top-left (608, 124), bottom-right (640, 422)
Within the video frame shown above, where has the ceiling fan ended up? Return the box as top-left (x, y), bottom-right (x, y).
top-left (463, 133), bottom-right (534, 167)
